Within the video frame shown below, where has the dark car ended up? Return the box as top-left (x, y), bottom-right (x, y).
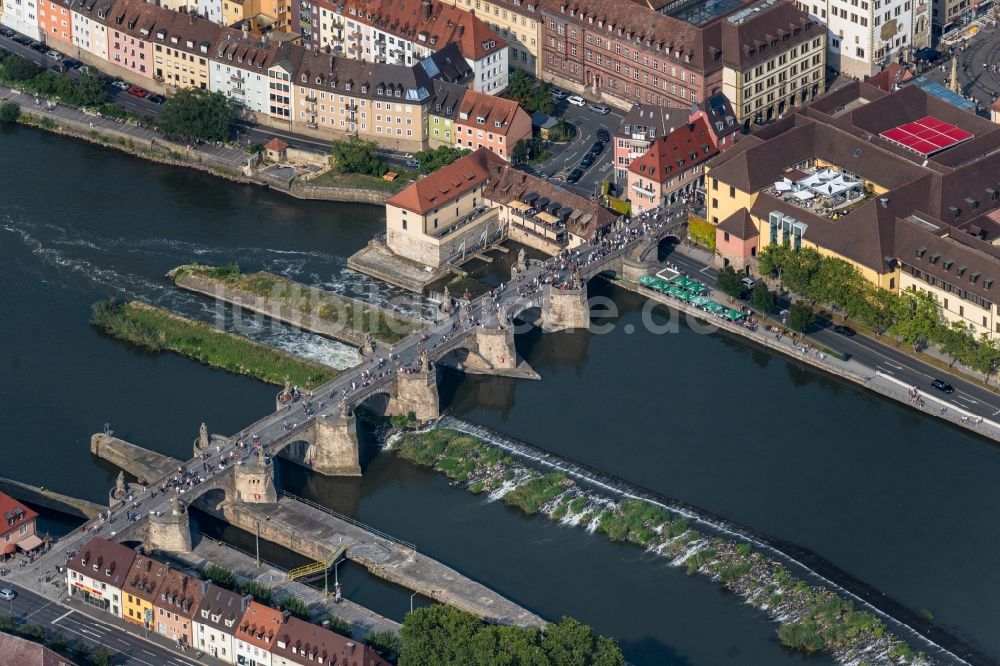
top-left (833, 325), bottom-right (856, 337)
top-left (0, 27), bottom-right (14, 38)
top-left (62, 58), bottom-right (82, 69)
top-left (579, 153), bottom-right (595, 168)
top-left (148, 94), bottom-right (166, 105)
top-left (589, 141), bottom-right (604, 155)
top-left (12, 35), bottom-right (31, 45)
top-left (596, 128), bottom-right (610, 142)
top-left (931, 379), bottom-right (954, 394)
top-left (566, 168), bottom-right (584, 183)
top-left (28, 40), bottom-right (46, 52)
top-left (50, 62), bottom-right (67, 73)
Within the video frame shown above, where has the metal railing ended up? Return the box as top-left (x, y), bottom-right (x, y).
top-left (282, 491), bottom-right (416, 550)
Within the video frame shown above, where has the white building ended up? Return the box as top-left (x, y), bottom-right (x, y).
top-left (2, 0), bottom-right (41, 41)
top-left (796, 0), bottom-right (930, 78)
top-left (70, 0), bottom-right (114, 60)
top-left (196, 0), bottom-right (222, 25)
top-left (209, 29), bottom-right (278, 115)
top-left (193, 584), bottom-right (247, 664)
top-left (64, 538), bottom-right (137, 620)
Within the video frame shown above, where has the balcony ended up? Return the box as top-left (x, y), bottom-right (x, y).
top-left (631, 182), bottom-right (656, 197)
top-left (305, 93), bottom-right (317, 103)
top-left (508, 206), bottom-right (567, 244)
top-left (345, 101), bottom-right (357, 110)
top-left (230, 87), bottom-right (246, 97)
top-left (435, 206), bottom-right (499, 240)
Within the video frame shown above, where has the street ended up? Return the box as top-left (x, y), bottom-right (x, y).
top-left (912, 18), bottom-right (1000, 108)
top-left (664, 243), bottom-right (1000, 418)
top-left (0, 581), bottom-right (204, 666)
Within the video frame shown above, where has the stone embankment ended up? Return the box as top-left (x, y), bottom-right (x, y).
top-left (0, 477), bottom-right (104, 519)
top-left (170, 265), bottom-right (422, 347)
top-left (90, 433), bottom-right (545, 629)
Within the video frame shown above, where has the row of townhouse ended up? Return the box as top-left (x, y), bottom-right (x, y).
top-left (302, 0), bottom-right (508, 94)
top-left (2, 0), bottom-right (539, 153)
top-left (65, 536), bottom-right (390, 666)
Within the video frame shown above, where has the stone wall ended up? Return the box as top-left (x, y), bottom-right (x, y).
top-left (0, 477), bottom-right (103, 519)
top-left (542, 287), bottom-right (590, 331)
top-left (90, 434), bottom-right (179, 482)
top-left (476, 328), bottom-right (517, 370)
top-left (387, 209), bottom-right (500, 268)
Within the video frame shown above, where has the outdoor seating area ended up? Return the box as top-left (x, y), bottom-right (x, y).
top-left (768, 167), bottom-right (867, 217)
top-left (638, 275), bottom-right (745, 322)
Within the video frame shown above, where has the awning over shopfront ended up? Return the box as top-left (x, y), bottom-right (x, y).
top-left (508, 200), bottom-right (530, 211)
top-left (17, 534), bottom-right (43, 552)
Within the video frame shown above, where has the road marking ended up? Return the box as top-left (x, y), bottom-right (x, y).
top-left (877, 366), bottom-right (895, 375)
top-left (884, 360), bottom-right (905, 370)
top-left (51, 610), bottom-right (73, 624)
top-left (142, 649), bottom-right (157, 656)
top-left (958, 392), bottom-right (979, 404)
top-left (118, 638), bottom-right (130, 645)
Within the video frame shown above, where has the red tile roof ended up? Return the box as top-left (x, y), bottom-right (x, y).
top-left (265, 138), bottom-right (289, 151)
top-left (235, 601), bottom-right (286, 651)
top-left (272, 615), bottom-right (391, 666)
top-left (627, 116), bottom-right (719, 183)
top-left (343, 0), bottom-right (506, 61)
top-left (456, 89), bottom-right (528, 134)
top-left (387, 147), bottom-right (507, 214)
top-left (123, 553), bottom-right (169, 603)
top-left (0, 491), bottom-right (37, 539)
top-left (66, 537), bottom-right (138, 590)
top-left (0, 632), bottom-right (77, 666)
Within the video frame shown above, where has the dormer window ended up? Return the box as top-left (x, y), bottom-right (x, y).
top-left (916, 247), bottom-right (926, 258)
top-left (476, 115), bottom-right (485, 123)
top-left (943, 259), bottom-right (954, 270)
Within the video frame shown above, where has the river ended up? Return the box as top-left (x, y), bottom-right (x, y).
top-left (3, 126), bottom-right (996, 664)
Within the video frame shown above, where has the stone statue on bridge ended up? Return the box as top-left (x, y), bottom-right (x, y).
top-left (572, 271), bottom-right (582, 290)
top-left (199, 422), bottom-right (209, 450)
top-left (112, 471), bottom-right (126, 501)
top-left (439, 286), bottom-right (453, 314)
top-left (280, 377), bottom-right (293, 401)
top-left (361, 332), bottom-right (375, 357)
top-left (419, 349), bottom-right (433, 373)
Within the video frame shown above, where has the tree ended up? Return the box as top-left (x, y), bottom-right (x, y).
top-left (74, 71), bottom-right (109, 108)
top-left (541, 617), bottom-right (624, 666)
top-left (203, 564), bottom-right (236, 589)
top-left (969, 333), bottom-right (1000, 384)
top-left (0, 101), bottom-right (19, 124)
top-left (787, 303), bottom-right (815, 332)
top-left (239, 580), bottom-right (273, 605)
top-left (936, 321), bottom-right (974, 367)
top-left (413, 145), bottom-right (470, 173)
top-left (512, 136), bottom-right (545, 164)
top-left (156, 88), bottom-right (236, 143)
top-left (716, 265), bottom-right (744, 301)
top-left (278, 595), bottom-right (310, 620)
top-left (505, 69), bottom-right (554, 115)
top-left (366, 630), bottom-right (403, 662)
top-left (888, 289), bottom-right (940, 350)
top-left (320, 614), bottom-right (354, 637)
top-left (750, 282), bottom-right (776, 313)
top-left (1, 54), bottom-right (42, 81)
top-left (330, 137), bottom-right (387, 176)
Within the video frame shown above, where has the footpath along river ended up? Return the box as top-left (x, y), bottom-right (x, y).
top-left (3, 126), bottom-right (999, 664)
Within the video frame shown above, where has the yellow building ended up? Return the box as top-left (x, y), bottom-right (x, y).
top-left (151, 12), bottom-right (218, 91)
top-left (705, 81), bottom-right (1000, 339)
top-left (122, 554), bottom-right (169, 630)
top-left (443, 0), bottom-right (540, 75)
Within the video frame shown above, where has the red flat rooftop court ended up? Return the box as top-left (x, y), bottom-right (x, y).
top-left (879, 116), bottom-right (975, 156)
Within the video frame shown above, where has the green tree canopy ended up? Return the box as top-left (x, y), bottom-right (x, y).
top-left (716, 265), bottom-right (744, 300)
top-left (505, 69), bottom-right (554, 115)
top-left (888, 289), bottom-right (940, 350)
top-left (750, 282), bottom-right (776, 313)
top-left (413, 145), bottom-right (470, 173)
top-left (156, 88), bottom-right (236, 143)
top-left (330, 137), bottom-right (387, 176)
top-left (788, 303), bottom-right (815, 332)
top-left (0, 101), bottom-right (19, 124)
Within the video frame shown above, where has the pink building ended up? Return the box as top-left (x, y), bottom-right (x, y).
top-left (0, 492), bottom-right (40, 560)
top-left (106, 0), bottom-right (159, 82)
top-left (715, 209), bottom-right (759, 273)
top-left (626, 115), bottom-right (719, 214)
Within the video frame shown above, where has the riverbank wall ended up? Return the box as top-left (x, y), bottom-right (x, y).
top-left (613, 275), bottom-right (1000, 444)
top-left (0, 477), bottom-right (103, 520)
top-left (3, 91), bottom-right (390, 206)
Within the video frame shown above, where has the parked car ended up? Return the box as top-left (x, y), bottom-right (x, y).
top-left (46, 50), bottom-right (62, 61)
top-left (126, 86), bottom-right (148, 98)
top-left (566, 95), bottom-right (585, 107)
top-left (12, 35), bottom-right (31, 45)
top-left (28, 41), bottom-right (46, 52)
top-left (566, 168), bottom-right (584, 183)
top-left (931, 379), bottom-right (954, 393)
top-left (740, 276), bottom-right (756, 291)
top-left (0, 27), bottom-right (14, 38)
top-left (0, 588), bottom-right (16, 601)
top-left (589, 141), bottom-right (604, 155)
top-left (589, 104), bottom-right (610, 115)
top-left (832, 325), bottom-right (856, 337)
top-left (405, 159), bottom-right (420, 169)
top-left (596, 128), bottom-right (610, 142)
top-left (551, 89), bottom-right (567, 100)
top-left (148, 93), bottom-right (166, 104)
top-left (111, 80), bottom-right (129, 90)
top-left (579, 153), bottom-right (595, 168)
top-left (62, 58), bottom-right (81, 69)
top-left (49, 62), bottom-right (67, 73)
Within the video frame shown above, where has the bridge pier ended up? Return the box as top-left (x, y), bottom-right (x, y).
top-left (234, 448), bottom-right (278, 503)
top-left (622, 257), bottom-right (652, 282)
top-left (306, 412), bottom-right (363, 477)
top-left (542, 286), bottom-right (590, 331)
top-left (389, 369), bottom-right (440, 422)
top-left (148, 497), bottom-right (192, 553)
top-left (474, 328), bottom-right (517, 370)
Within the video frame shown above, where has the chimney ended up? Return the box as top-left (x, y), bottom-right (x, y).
top-left (421, 0), bottom-right (431, 20)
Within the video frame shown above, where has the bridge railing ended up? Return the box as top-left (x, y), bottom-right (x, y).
top-left (281, 491), bottom-right (416, 551)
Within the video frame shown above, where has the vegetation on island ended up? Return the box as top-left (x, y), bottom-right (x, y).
top-left (90, 298), bottom-right (335, 388)
top-left (396, 428), bottom-right (931, 664)
top-left (172, 263), bottom-right (420, 344)
top-left (0, 613), bottom-right (114, 666)
top-left (759, 243), bottom-right (1000, 381)
top-left (504, 69), bottom-right (555, 115)
top-left (399, 605), bottom-right (624, 666)
top-left (156, 88), bottom-right (237, 143)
